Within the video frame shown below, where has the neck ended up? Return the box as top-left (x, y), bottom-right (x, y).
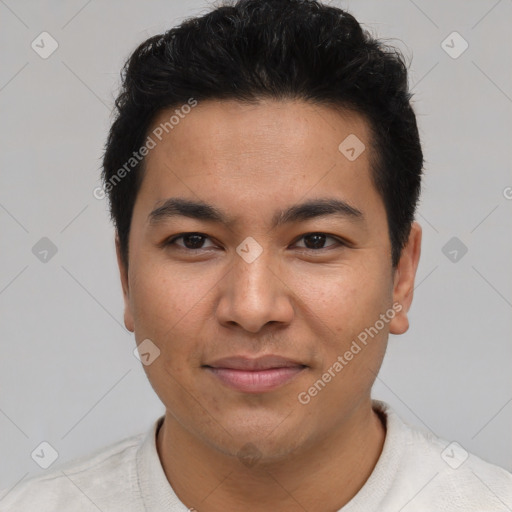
top-left (156, 400), bottom-right (386, 512)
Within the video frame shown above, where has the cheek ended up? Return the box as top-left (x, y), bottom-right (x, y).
top-left (130, 262), bottom-right (203, 335)
top-left (286, 260), bottom-right (389, 336)
top-left (300, 270), bottom-right (390, 409)
top-left (129, 264), bottom-right (206, 404)
top-left (128, 260), bottom-right (216, 373)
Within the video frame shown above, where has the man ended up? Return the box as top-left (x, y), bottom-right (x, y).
top-left (2, 0), bottom-right (511, 510)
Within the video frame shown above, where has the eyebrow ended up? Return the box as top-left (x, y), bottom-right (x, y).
top-left (148, 197), bottom-right (364, 229)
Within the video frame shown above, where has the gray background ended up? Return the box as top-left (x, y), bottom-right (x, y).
top-left (1, 0), bottom-right (511, 494)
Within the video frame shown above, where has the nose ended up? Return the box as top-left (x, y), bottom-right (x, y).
top-left (215, 248), bottom-right (294, 334)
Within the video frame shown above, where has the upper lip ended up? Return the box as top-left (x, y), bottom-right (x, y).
top-left (204, 355), bottom-right (306, 371)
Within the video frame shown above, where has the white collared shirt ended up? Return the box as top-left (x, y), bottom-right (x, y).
top-left (1, 400), bottom-right (511, 511)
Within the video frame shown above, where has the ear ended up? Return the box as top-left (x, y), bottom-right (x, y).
top-left (389, 221), bottom-right (422, 335)
top-left (115, 235), bottom-right (135, 333)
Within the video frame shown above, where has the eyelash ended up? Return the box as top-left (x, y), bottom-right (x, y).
top-left (163, 232), bottom-right (347, 252)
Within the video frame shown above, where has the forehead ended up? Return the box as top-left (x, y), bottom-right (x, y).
top-left (136, 99), bottom-right (380, 224)
top-left (147, 98), bottom-right (372, 167)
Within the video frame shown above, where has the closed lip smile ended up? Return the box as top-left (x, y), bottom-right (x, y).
top-left (203, 355), bottom-right (307, 393)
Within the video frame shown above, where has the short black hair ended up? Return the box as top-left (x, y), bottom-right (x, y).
top-left (102, 0), bottom-right (423, 269)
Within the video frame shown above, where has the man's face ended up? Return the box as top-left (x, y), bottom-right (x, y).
top-left (118, 99), bottom-right (418, 460)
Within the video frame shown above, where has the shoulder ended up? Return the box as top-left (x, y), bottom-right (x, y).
top-left (376, 401), bottom-right (512, 511)
top-left (412, 428), bottom-right (512, 509)
top-left (0, 431), bottom-right (146, 512)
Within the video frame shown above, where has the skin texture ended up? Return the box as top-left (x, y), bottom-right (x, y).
top-left (116, 99), bottom-right (422, 511)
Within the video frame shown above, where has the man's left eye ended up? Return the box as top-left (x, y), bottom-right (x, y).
top-left (293, 233), bottom-right (343, 250)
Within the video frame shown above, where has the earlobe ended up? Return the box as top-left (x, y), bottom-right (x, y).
top-left (389, 222), bottom-right (422, 335)
top-left (115, 235), bottom-right (135, 333)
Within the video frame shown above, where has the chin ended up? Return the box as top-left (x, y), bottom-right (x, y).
top-left (206, 412), bottom-right (309, 460)
top-left (214, 432), bottom-right (306, 466)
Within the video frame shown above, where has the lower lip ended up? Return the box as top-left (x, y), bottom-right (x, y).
top-left (205, 366), bottom-right (306, 393)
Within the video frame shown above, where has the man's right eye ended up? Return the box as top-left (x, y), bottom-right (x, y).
top-left (165, 233), bottom-right (218, 250)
